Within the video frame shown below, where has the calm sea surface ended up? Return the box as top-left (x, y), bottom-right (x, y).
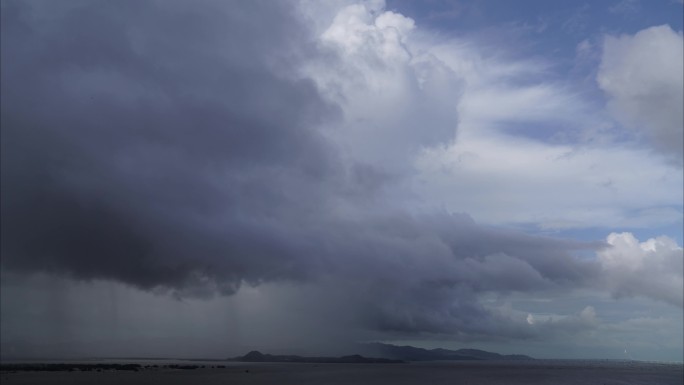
top-left (2, 360), bottom-right (682, 384)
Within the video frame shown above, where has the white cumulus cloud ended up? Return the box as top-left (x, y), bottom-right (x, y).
top-left (599, 232), bottom-right (683, 307)
top-left (598, 25), bottom-right (684, 165)
top-left (307, 0), bottom-right (463, 173)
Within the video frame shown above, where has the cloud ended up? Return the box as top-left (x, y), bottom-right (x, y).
top-left (415, 134), bottom-right (683, 230)
top-left (307, 0), bottom-right (463, 172)
top-left (304, 2), bottom-right (684, 233)
top-left (561, 4), bottom-right (591, 35)
top-left (598, 232), bottom-right (683, 307)
top-left (460, 303), bottom-right (601, 342)
top-left (1, 0), bottom-right (342, 295)
top-left (608, 0), bottom-right (641, 15)
top-left (598, 25), bottom-right (684, 165)
top-left (0, 0), bottom-right (599, 323)
top-left (532, 305), bottom-right (599, 334)
top-left (396, 25), bottom-right (683, 231)
top-left (0, 0), bottom-right (681, 354)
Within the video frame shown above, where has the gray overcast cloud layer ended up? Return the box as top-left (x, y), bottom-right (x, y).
top-left (2, 0), bottom-right (341, 294)
top-left (0, 0), bottom-right (680, 350)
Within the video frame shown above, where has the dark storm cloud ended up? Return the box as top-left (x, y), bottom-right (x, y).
top-left (1, 0), bottom-right (340, 294)
top-left (305, 213), bottom-right (602, 337)
top-left (2, 0), bottom-right (603, 339)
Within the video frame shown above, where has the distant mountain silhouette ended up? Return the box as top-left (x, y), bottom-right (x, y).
top-left (230, 343), bottom-right (532, 364)
top-left (361, 343), bottom-right (534, 361)
top-left (231, 350), bottom-right (403, 364)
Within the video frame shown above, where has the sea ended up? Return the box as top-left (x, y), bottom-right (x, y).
top-left (1, 359), bottom-right (682, 384)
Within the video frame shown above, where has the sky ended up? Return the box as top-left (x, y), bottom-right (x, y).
top-left (1, 0), bottom-right (682, 362)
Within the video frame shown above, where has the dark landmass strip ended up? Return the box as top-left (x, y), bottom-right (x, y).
top-left (0, 363), bottom-right (227, 372)
top-left (0, 344), bottom-right (533, 371)
top-left (361, 343), bottom-right (534, 361)
top-left (0, 363), bottom-right (143, 372)
top-left (231, 351), bottom-right (404, 364)
top-left (230, 343), bottom-right (533, 363)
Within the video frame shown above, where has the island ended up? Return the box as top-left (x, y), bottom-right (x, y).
top-left (230, 350), bottom-right (404, 364)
